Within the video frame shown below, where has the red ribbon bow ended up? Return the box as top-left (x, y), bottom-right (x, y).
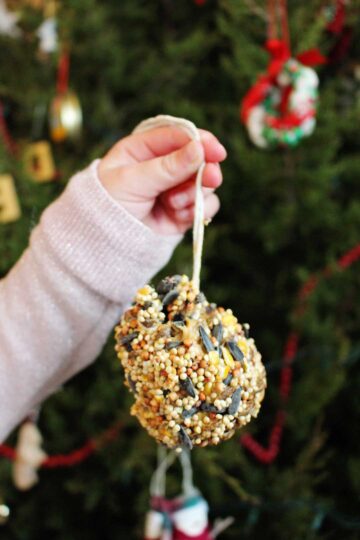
top-left (241, 39), bottom-right (326, 124)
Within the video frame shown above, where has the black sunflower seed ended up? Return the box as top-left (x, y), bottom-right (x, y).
top-left (119, 332), bottom-right (139, 345)
top-left (227, 341), bottom-right (244, 362)
top-left (199, 326), bottom-right (215, 352)
top-left (182, 407), bottom-right (198, 419)
top-left (223, 373), bottom-right (233, 386)
top-left (179, 426), bottom-right (193, 450)
top-left (156, 275), bottom-right (181, 295)
top-left (162, 290), bottom-right (179, 308)
top-left (212, 323), bottom-right (223, 344)
top-left (200, 402), bottom-right (218, 413)
top-left (172, 313), bottom-right (185, 325)
top-left (165, 340), bottom-right (183, 350)
top-left (228, 387), bottom-right (242, 415)
top-left (200, 402), bottom-right (227, 414)
top-left (127, 375), bottom-right (137, 394)
top-left (180, 377), bottom-right (197, 398)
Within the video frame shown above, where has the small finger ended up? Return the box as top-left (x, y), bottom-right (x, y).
top-left (166, 186), bottom-right (215, 211)
top-left (162, 163), bottom-right (222, 210)
top-left (173, 193), bottom-right (220, 223)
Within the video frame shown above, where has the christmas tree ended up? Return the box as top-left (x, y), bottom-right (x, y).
top-left (1, 1), bottom-right (360, 538)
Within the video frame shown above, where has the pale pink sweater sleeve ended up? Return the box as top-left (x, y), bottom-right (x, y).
top-left (0, 160), bottom-right (182, 442)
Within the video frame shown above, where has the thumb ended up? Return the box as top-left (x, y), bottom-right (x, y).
top-left (124, 140), bottom-right (204, 197)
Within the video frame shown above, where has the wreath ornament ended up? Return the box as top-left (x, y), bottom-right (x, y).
top-left (241, 39), bottom-right (326, 149)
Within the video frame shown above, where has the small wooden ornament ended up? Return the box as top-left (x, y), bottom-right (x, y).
top-left (12, 421), bottom-right (47, 491)
top-left (0, 174), bottom-right (21, 223)
top-left (23, 141), bottom-right (56, 183)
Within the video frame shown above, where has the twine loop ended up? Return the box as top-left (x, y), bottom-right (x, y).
top-left (133, 115), bottom-right (206, 291)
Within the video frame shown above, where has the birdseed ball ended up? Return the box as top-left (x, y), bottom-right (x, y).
top-left (114, 275), bottom-right (266, 450)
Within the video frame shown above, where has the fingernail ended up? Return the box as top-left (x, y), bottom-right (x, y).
top-left (177, 208), bottom-right (192, 221)
top-left (185, 141), bottom-right (203, 164)
top-left (171, 193), bottom-right (188, 209)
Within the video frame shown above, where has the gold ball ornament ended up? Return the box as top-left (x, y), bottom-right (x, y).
top-left (49, 90), bottom-right (82, 143)
top-left (115, 275), bottom-right (266, 450)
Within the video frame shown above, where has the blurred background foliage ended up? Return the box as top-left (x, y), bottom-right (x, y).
top-left (0, 0), bottom-right (360, 538)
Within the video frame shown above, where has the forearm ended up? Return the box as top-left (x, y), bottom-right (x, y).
top-left (0, 161), bottom-right (181, 441)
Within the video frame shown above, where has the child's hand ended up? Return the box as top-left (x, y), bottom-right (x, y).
top-left (98, 126), bottom-right (226, 235)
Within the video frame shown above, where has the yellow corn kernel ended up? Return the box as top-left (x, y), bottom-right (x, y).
top-left (222, 313), bottom-right (238, 327)
top-left (208, 350), bottom-right (220, 366)
top-left (218, 363), bottom-right (230, 380)
top-left (222, 346), bottom-right (235, 369)
top-left (138, 286), bottom-right (151, 295)
top-left (204, 382), bottom-right (213, 395)
top-left (237, 338), bottom-right (250, 358)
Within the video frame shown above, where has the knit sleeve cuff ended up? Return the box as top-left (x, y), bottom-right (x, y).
top-left (31, 160), bottom-right (183, 303)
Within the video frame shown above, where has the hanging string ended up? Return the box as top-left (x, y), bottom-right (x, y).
top-left (0, 100), bottom-right (18, 155)
top-left (150, 446), bottom-right (177, 497)
top-left (179, 449), bottom-right (197, 497)
top-left (267, 0), bottom-right (290, 49)
top-left (268, 0), bottom-right (277, 40)
top-left (149, 446), bottom-right (197, 500)
top-left (56, 49), bottom-right (70, 95)
top-left (133, 115), bottom-right (206, 291)
top-left (279, 0), bottom-right (290, 50)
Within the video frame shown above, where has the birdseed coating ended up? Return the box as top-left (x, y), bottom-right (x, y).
top-left (115, 275), bottom-right (266, 449)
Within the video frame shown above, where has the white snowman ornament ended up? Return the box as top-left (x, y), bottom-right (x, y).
top-left (172, 496), bottom-right (211, 540)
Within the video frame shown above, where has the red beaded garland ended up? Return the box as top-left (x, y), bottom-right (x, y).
top-left (240, 243), bottom-right (360, 464)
